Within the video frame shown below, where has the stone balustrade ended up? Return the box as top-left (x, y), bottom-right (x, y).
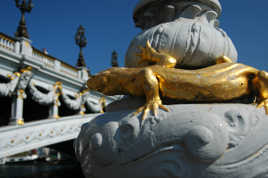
top-left (0, 32), bottom-right (81, 81)
top-left (32, 48), bottom-right (79, 78)
top-left (32, 49), bottom-right (54, 68)
top-left (60, 62), bottom-right (79, 78)
top-left (0, 33), bottom-right (15, 52)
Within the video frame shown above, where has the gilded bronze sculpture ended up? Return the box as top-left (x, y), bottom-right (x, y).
top-left (87, 41), bottom-right (268, 120)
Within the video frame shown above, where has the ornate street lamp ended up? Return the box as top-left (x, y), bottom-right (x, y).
top-left (14, 0), bottom-right (34, 38)
top-left (75, 25), bottom-right (87, 68)
top-left (111, 50), bottom-right (119, 67)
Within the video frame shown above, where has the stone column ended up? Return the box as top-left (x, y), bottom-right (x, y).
top-left (49, 82), bottom-right (61, 119)
top-left (10, 89), bottom-right (26, 125)
top-left (80, 104), bottom-right (86, 115)
top-left (49, 100), bottom-right (59, 119)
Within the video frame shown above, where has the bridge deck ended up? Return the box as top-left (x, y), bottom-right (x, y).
top-left (0, 113), bottom-right (100, 158)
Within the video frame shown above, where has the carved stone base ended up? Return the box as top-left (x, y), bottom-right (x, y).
top-left (75, 104), bottom-right (268, 178)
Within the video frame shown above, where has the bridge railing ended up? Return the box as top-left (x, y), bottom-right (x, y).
top-left (32, 48), bottom-right (55, 68)
top-left (0, 33), bottom-right (16, 52)
top-left (0, 32), bottom-right (83, 81)
top-left (32, 48), bottom-right (79, 78)
top-left (60, 62), bottom-right (79, 78)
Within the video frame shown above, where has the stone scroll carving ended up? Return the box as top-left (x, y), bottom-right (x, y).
top-left (126, 0), bottom-right (237, 68)
top-left (75, 104), bottom-right (268, 178)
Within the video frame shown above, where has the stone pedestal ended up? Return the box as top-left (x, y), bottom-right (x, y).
top-left (75, 1), bottom-right (262, 178)
top-left (49, 89), bottom-right (60, 119)
top-left (75, 104), bottom-right (268, 178)
top-left (17, 37), bottom-right (32, 57)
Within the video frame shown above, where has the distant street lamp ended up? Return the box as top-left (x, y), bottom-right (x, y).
top-left (14, 0), bottom-right (34, 38)
top-left (75, 25), bottom-right (87, 68)
top-left (111, 50), bottom-right (119, 67)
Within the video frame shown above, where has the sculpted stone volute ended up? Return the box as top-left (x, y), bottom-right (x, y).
top-left (125, 0), bottom-right (237, 68)
top-left (75, 104), bottom-right (268, 178)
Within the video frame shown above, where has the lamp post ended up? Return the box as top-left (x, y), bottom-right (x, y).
top-left (75, 25), bottom-right (87, 68)
top-left (111, 50), bottom-right (119, 67)
top-left (14, 0), bottom-right (33, 39)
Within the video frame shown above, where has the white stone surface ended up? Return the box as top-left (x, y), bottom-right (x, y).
top-left (75, 104), bottom-right (268, 178)
top-left (126, 0), bottom-right (237, 68)
top-left (134, 0), bottom-right (222, 17)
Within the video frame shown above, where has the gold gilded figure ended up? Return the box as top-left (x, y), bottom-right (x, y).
top-left (87, 41), bottom-right (268, 120)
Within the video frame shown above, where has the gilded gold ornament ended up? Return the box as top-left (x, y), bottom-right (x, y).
top-left (87, 43), bottom-right (268, 119)
top-left (18, 89), bottom-right (25, 99)
top-left (99, 97), bottom-right (106, 113)
top-left (54, 81), bottom-right (62, 89)
top-left (20, 66), bottom-right (32, 73)
top-left (54, 114), bottom-right (60, 119)
top-left (7, 74), bottom-right (15, 80)
top-left (14, 72), bottom-right (21, 77)
top-left (17, 119), bottom-right (24, 126)
top-left (80, 104), bottom-right (85, 115)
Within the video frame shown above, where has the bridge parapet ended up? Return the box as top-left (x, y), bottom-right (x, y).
top-left (0, 32), bottom-right (82, 82)
top-left (0, 33), bottom-right (16, 52)
top-left (0, 113), bottom-right (100, 158)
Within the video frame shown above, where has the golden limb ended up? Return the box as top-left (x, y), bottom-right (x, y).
top-left (137, 40), bottom-right (177, 68)
top-left (133, 98), bottom-right (169, 121)
top-left (99, 97), bottom-right (106, 113)
top-left (253, 71), bottom-right (268, 114)
top-left (216, 56), bottom-right (233, 64)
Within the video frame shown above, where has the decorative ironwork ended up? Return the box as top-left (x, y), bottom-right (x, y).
top-left (111, 50), bottom-right (119, 67)
top-left (75, 25), bottom-right (87, 68)
top-left (14, 0), bottom-right (34, 38)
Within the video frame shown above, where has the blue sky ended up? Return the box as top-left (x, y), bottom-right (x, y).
top-left (0, 1), bottom-right (268, 74)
